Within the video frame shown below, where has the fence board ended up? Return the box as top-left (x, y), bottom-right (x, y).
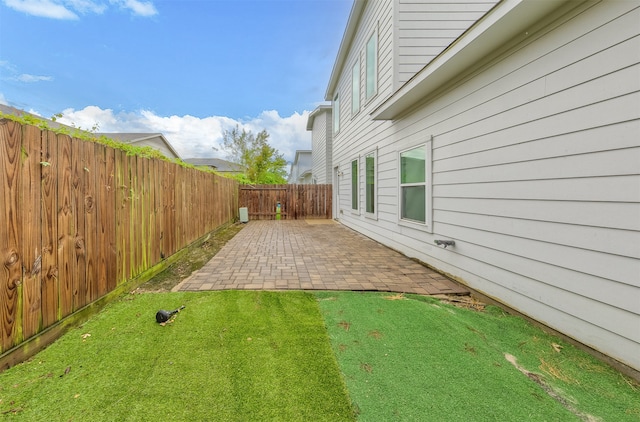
top-left (148, 159), bottom-right (158, 266)
top-left (129, 154), bottom-right (139, 278)
top-left (41, 130), bottom-right (59, 327)
top-left (95, 143), bottom-right (107, 298)
top-left (21, 125), bottom-right (42, 339)
top-left (104, 147), bottom-right (116, 293)
top-left (57, 133), bottom-right (74, 319)
top-left (71, 140), bottom-right (86, 311)
top-left (239, 184), bottom-right (332, 220)
top-left (141, 157), bottom-right (149, 270)
top-left (83, 141), bottom-right (97, 303)
top-left (0, 120), bottom-right (22, 352)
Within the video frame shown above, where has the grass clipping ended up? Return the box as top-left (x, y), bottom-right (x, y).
top-left (0, 291), bottom-right (354, 421)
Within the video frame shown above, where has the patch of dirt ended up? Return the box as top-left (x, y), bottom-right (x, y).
top-left (384, 293), bottom-right (406, 301)
top-left (433, 294), bottom-right (486, 311)
top-left (134, 223), bottom-right (244, 293)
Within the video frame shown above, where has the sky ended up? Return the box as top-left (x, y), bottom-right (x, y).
top-left (0, 0), bottom-right (352, 161)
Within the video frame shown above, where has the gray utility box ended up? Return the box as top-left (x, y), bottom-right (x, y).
top-left (239, 207), bottom-right (249, 223)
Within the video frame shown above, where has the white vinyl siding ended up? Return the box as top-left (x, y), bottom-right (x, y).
top-left (333, 94), bottom-right (340, 135)
top-left (329, 0), bottom-right (640, 370)
top-left (352, 60), bottom-right (360, 115)
top-left (310, 107), bottom-right (332, 184)
top-left (392, 1), bottom-right (640, 370)
top-left (394, 0), bottom-right (498, 88)
top-left (366, 30), bottom-right (378, 99)
top-left (330, 0), bottom-right (393, 219)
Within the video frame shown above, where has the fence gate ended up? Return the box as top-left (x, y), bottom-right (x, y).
top-left (239, 184), bottom-right (332, 220)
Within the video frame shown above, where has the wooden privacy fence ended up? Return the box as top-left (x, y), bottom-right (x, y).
top-left (240, 184), bottom-right (332, 220)
top-left (0, 119), bottom-right (238, 358)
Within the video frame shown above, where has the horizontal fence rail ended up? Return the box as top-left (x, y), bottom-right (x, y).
top-left (240, 184), bottom-right (332, 220)
top-left (0, 119), bottom-right (238, 359)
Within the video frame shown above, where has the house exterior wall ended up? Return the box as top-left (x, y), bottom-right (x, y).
top-left (332, 0), bottom-right (394, 221)
top-left (394, 0), bottom-right (498, 88)
top-left (288, 151), bottom-right (314, 184)
top-left (329, 0), bottom-right (640, 371)
top-left (310, 108), bottom-right (333, 184)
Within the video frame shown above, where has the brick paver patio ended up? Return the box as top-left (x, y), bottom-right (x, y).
top-left (177, 220), bottom-right (468, 296)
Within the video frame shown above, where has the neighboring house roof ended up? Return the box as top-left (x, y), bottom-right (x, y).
top-left (372, 0), bottom-right (566, 120)
top-left (98, 132), bottom-right (181, 160)
top-left (306, 104), bottom-right (332, 131)
top-left (0, 105), bottom-right (181, 160)
top-left (183, 157), bottom-right (246, 173)
top-left (0, 104), bottom-right (75, 131)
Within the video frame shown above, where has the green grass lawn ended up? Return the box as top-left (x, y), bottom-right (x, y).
top-left (317, 291), bottom-right (639, 421)
top-left (0, 291), bottom-right (354, 421)
top-left (1, 291), bottom-right (637, 421)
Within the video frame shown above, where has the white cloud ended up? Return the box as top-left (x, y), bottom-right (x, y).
top-left (4, 0), bottom-right (78, 19)
top-left (66, 0), bottom-right (106, 14)
top-left (13, 73), bottom-right (54, 83)
top-left (0, 61), bottom-right (17, 72)
top-left (56, 106), bottom-right (311, 162)
top-left (3, 0), bottom-right (156, 18)
top-left (110, 0), bottom-right (156, 16)
top-left (0, 93), bottom-right (8, 105)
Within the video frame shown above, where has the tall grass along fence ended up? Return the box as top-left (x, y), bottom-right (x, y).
top-left (0, 119), bottom-right (238, 368)
top-left (240, 184), bottom-right (332, 220)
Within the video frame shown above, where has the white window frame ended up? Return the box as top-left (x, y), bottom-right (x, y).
top-left (398, 139), bottom-right (432, 232)
top-left (351, 157), bottom-right (359, 214)
top-left (365, 29), bottom-right (378, 101)
top-left (364, 149), bottom-right (377, 219)
top-left (351, 59), bottom-right (360, 116)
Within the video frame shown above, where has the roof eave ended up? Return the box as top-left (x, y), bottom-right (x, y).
top-left (306, 104), bottom-right (332, 131)
top-left (371, 0), bottom-right (569, 121)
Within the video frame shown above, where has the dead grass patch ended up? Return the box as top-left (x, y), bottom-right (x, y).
top-left (367, 330), bottom-right (382, 340)
top-left (360, 363), bottom-right (373, 373)
top-left (338, 321), bottom-right (351, 331)
top-left (433, 294), bottom-right (485, 311)
top-left (540, 358), bottom-right (577, 384)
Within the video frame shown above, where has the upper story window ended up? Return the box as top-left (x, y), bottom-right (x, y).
top-left (333, 94), bottom-right (340, 134)
top-left (351, 59), bottom-right (360, 116)
top-left (366, 30), bottom-right (378, 100)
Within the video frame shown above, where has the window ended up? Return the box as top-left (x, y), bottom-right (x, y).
top-left (365, 151), bottom-right (376, 214)
top-left (351, 159), bottom-right (358, 211)
top-left (351, 60), bottom-right (360, 115)
top-left (333, 94), bottom-right (340, 134)
top-left (366, 31), bottom-right (377, 99)
top-left (400, 145), bottom-right (428, 224)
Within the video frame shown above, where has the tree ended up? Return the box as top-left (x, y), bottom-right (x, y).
top-left (221, 126), bottom-right (288, 184)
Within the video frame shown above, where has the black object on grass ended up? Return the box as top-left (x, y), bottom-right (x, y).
top-left (156, 305), bottom-right (185, 323)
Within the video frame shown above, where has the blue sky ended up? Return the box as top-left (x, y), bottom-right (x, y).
top-left (0, 0), bottom-right (352, 160)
